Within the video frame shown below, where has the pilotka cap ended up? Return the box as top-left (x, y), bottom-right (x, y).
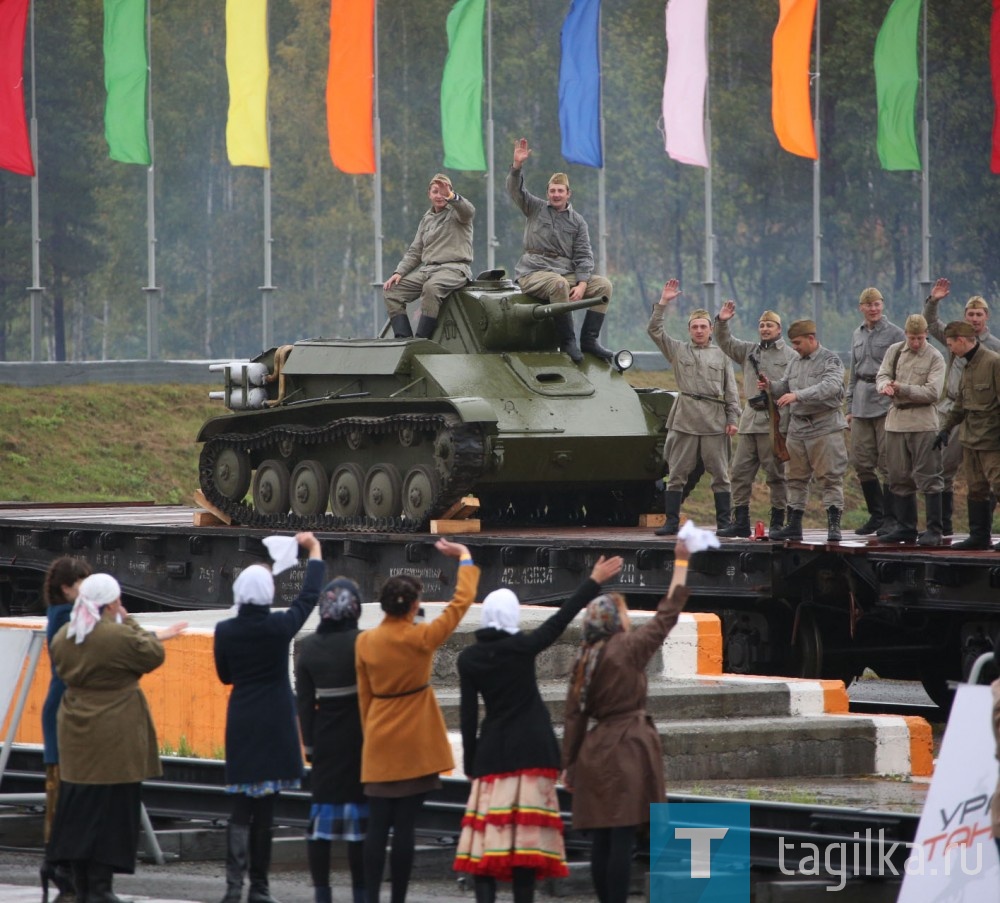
top-left (944, 321), bottom-right (975, 339)
top-left (759, 310), bottom-right (781, 327)
top-left (787, 319), bottom-right (817, 340)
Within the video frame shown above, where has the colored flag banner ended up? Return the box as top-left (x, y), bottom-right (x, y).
top-left (662, 0), bottom-right (709, 168)
top-left (0, 0), bottom-right (35, 176)
top-left (327, 0), bottom-right (375, 174)
top-left (772, 0), bottom-right (817, 159)
top-left (991, 0), bottom-right (1000, 174)
top-left (104, 0), bottom-right (150, 165)
top-left (559, 0), bottom-right (602, 167)
top-left (226, 0), bottom-right (270, 168)
top-left (874, 0), bottom-right (922, 171)
top-left (441, 0), bottom-right (486, 171)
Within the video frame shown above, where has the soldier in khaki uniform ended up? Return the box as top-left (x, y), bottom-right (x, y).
top-left (847, 288), bottom-right (906, 536)
top-left (923, 278), bottom-right (1000, 534)
top-left (714, 301), bottom-right (797, 537)
top-left (874, 315), bottom-right (946, 545)
top-left (759, 320), bottom-right (848, 542)
top-left (647, 278), bottom-right (740, 535)
top-left (937, 321), bottom-right (1000, 549)
top-left (384, 174), bottom-right (475, 339)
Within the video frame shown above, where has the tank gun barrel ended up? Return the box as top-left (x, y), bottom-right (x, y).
top-left (527, 296), bottom-right (607, 321)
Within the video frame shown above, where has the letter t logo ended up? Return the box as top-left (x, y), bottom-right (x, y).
top-left (674, 827), bottom-right (729, 878)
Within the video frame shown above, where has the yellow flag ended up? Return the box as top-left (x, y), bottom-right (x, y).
top-left (226, 0), bottom-right (270, 168)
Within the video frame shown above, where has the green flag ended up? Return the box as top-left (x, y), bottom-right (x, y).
top-left (874, 0), bottom-right (922, 171)
top-left (441, 0), bottom-right (486, 171)
top-left (104, 0), bottom-right (150, 165)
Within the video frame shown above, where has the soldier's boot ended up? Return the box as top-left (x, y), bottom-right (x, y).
top-left (918, 493), bottom-right (944, 547)
top-left (878, 493), bottom-right (919, 544)
top-left (654, 490), bottom-right (683, 536)
top-left (389, 314), bottom-right (413, 338)
top-left (875, 482), bottom-right (898, 536)
top-left (718, 505), bottom-right (751, 538)
top-left (415, 315), bottom-right (438, 339)
top-left (713, 492), bottom-right (733, 532)
top-left (552, 313), bottom-right (583, 363)
top-left (579, 310), bottom-right (614, 363)
top-left (769, 506), bottom-right (786, 535)
top-left (86, 863), bottom-right (126, 903)
top-left (953, 499), bottom-right (994, 550)
top-left (855, 480), bottom-right (884, 535)
top-left (772, 509), bottom-right (804, 541)
top-left (827, 506), bottom-right (843, 542)
top-left (941, 490), bottom-right (954, 536)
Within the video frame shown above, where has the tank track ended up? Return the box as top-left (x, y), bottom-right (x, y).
top-left (199, 413), bottom-right (488, 533)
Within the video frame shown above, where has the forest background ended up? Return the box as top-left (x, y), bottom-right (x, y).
top-left (0, 0), bottom-right (998, 364)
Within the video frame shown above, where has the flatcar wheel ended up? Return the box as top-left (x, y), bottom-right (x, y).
top-left (329, 464), bottom-right (365, 518)
top-left (290, 460), bottom-right (329, 517)
top-left (788, 605), bottom-right (823, 678)
top-left (211, 447), bottom-right (251, 501)
top-left (402, 466), bottom-right (440, 520)
top-left (363, 464), bottom-right (403, 519)
top-left (253, 459), bottom-right (291, 516)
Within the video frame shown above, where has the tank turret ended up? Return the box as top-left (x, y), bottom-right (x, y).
top-left (197, 273), bottom-right (673, 530)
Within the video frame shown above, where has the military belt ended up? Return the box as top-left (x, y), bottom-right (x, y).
top-left (856, 374), bottom-right (877, 383)
top-left (681, 392), bottom-right (726, 404)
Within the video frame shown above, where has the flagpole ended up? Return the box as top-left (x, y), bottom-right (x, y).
top-left (257, 2), bottom-right (275, 351)
top-left (918, 0), bottom-right (930, 296)
top-left (27, 0), bottom-right (43, 361)
top-left (372, 0), bottom-right (383, 336)
top-left (485, 0), bottom-right (496, 270)
top-left (597, 1), bottom-right (607, 277)
top-left (142, 0), bottom-right (161, 360)
top-left (809, 0), bottom-right (824, 333)
top-left (702, 13), bottom-right (714, 309)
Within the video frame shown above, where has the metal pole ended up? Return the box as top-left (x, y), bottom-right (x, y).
top-left (597, 2), bottom-right (607, 277)
top-left (702, 17), bottom-right (715, 309)
top-left (27, 0), bottom-right (43, 361)
top-left (918, 0), bottom-right (931, 296)
top-left (485, 0), bottom-right (496, 270)
top-left (259, 3), bottom-right (275, 351)
top-left (372, 1), bottom-right (384, 337)
top-left (142, 0), bottom-right (160, 360)
top-left (809, 0), bottom-right (824, 333)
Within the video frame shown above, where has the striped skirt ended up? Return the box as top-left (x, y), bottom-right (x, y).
top-left (454, 768), bottom-right (568, 881)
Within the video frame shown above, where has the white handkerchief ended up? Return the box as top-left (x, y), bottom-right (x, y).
top-left (677, 519), bottom-right (721, 553)
top-left (263, 535), bottom-right (299, 575)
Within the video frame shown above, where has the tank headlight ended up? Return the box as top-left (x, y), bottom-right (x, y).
top-left (613, 350), bottom-right (634, 374)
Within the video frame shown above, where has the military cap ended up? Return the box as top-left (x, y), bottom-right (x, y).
top-left (758, 310), bottom-right (782, 327)
top-left (966, 295), bottom-right (990, 313)
top-left (859, 287), bottom-right (883, 305)
top-left (944, 321), bottom-right (975, 339)
top-left (688, 308), bottom-right (712, 325)
top-left (429, 173), bottom-right (453, 190)
top-left (787, 319), bottom-right (817, 340)
top-left (904, 314), bottom-right (928, 334)
top-left (548, 172), bottom-right (570, 188)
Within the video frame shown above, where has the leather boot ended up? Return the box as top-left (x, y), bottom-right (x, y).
top-left (769, 507), bottom-right (785, 534)
top-left (389, 314), bottom-right (412, 338)
top-left (718, 504), bottom-right (751, 538)
top-left (86, 863), bottom-right (125, 903)
top-left (474, 876), bottom-right (498, 903)
top-left (827, 506), bottom-right (843, 542)
top-left (248, 822), bottom-right (280, 903)
top-left (415, 314), bottom-right (438, 339)
top-left (942, 490), bottom-right (954, 535)
top-left (772, 509), bottom-right (804, 541)
top-left (855, 480), bottom-right (884, 534)
top-left (654, 490), bottom-right (682, 536)
top-left (40, 859), bottom-right (76, 903)
top-left (353, 888), bottom-right (366, 903)
top-left (875, 482), bottom-right (897, 536)
top-left (579, 309), bottom-right (613, 362)
top-left (953, 498), bottom-right (993, 550)
top-left (878, 493), bottom-right (918, 543)
top-left (71, 862), bottom-right (88, 903)
top-left (313, 888), bottom-right (333, 903)
top-left (713, 491), bottom-right (732, 532)
top-left (552, 312), bottom-right (583, 363)
top-left (919, 493), bottom-right (944, 547)
top-left (220, 822), bottom-right (249, 903)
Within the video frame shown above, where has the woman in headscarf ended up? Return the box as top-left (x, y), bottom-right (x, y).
top-left (214, 531), bottom-right (324, 903)
top-left (562, 538), bottom-right (692, 903)
top-left (47, 572), bottom-right (187, 903)
top-left (453, 554), bottom-right (624, 903)
top-left (355, 537), bottom-right (479, 903)
top-left (295, 575), bottom-right (367, 903)
top-left (39, 555), bottom-right (91, 902)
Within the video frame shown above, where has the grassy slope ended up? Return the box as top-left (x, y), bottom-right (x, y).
top-left (0, 379), bottom-right (971, 534)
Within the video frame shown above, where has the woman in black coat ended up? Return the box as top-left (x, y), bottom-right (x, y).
top-left (214, 532), bottom-right (324, 903)
top-left (295, 576), bottom-right (367, 903)
top-left (453, 554), bottom-right (623, 903)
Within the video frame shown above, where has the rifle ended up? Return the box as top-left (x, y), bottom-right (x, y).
top-left (748, 352), bottom-right (791, 463)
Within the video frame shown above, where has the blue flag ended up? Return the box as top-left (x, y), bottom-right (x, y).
top-left (559, 0), bottom-right (602, 168)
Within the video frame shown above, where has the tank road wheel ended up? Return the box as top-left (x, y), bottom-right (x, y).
top-left (253, 459), bottom-right (291, 516)
top-left (290, 460), bottom-right (329, 517)
top-left (402, 465), bottom-right (440, 521)
top-left (329, 464), bottom-right (365, 518)
top-left (363, 464), bottom-right (403, 519)
top-left (211, 447), bottom-right (251, 501)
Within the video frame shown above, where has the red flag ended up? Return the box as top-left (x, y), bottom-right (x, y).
top-left (327, 0), bottom-right (375, 174)
top-left (992, 0), bottom-right (1000, 173)
top-left (0, 0), bottom-right (34, 176)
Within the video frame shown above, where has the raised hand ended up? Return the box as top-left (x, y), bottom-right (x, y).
top-left (435, 537), bottom-right (471, 560)
top-left (930, 277), bottom-right (950, 301)
top-left (513, 137), bottom-right (532, 168)
top-left (718, 300), bottom-right (736, 321)
top-left (659, 279), bottom-right (682, 306)
top-left (590, 555), bottom-right (624, 584)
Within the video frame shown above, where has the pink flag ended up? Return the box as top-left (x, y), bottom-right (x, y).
top-left (992, 0), bottom-right (1000, 173)
top-left (662, 0), bottom-right (709, 167)
top-left (0, 0), bottom-right (34, 176)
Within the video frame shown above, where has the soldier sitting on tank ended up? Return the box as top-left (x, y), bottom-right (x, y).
top-left (506, 137), bottom-right (613, 364)
top-left (383, 173), bottom-right (475, 340)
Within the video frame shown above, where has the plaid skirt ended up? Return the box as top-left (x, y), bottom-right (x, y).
top-left (307, 802), bottom-right (369, 842)
top-left (454, 768), bottom-right (568, 880)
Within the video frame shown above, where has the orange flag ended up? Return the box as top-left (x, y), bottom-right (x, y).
top-left (327, 0), bottom-right (375, 174)
top-left (771, 0), bottom-right (817, 159)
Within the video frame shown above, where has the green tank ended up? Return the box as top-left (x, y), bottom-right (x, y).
top-left (197, 273), bottom-right (673, 531)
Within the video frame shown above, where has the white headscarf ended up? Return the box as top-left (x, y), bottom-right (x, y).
top-left (232, 564), bottom-right (275, 611)
top-left (67, 573), bottom-right (121, 644)
top-left (480, 588), bottom-right (520, 635)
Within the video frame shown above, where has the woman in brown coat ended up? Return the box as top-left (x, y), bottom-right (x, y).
top-left (355, 537), bottom-right (480, 903)
top-left (562, 540), bottom-right (691, 903)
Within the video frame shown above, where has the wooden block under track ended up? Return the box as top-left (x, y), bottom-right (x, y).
top-left (193, 489), bottom-right (232, 526)
top-left (430, 519), bottom-right (481, 535)
top-left (639, 513), bottom-right (666, 528)
top-left (193, 510), bottom-right (227, 527)
top-left (439, 495), bottom-right (481, 520)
